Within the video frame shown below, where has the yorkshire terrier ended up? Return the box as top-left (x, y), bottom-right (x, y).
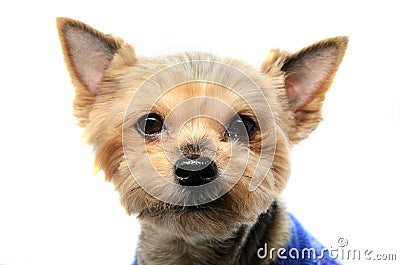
top-left (57, 17), bottom-right (347, 265)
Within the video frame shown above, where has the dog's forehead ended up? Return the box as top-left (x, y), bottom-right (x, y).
top-left (147, 82), bottom-right (253, 126)
top-left (156, 82), bottom-right (248, 111)
top-left (120, 53), bottom-right (282, 127)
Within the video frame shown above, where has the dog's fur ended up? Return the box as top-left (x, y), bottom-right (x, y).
top-left (57, 17), bottom-right (347, 265)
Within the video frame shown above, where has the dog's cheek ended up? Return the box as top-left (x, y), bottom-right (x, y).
top-left (270, 131), bottom-right (292, 192)
top-left (214, 141), bottom-right (269, 219)
top-left (145, 147), bottom-right (174, 181)
top-left (115, 141), bottom-right (177, 214)
top-left (240, 131), bottom-right (291, 215)
top-left (114, 161), bottom-right (152, 215)
top-left (232, 174), bottom-right (281, 221)
top-left (227, 181), bottom-right (260, 221)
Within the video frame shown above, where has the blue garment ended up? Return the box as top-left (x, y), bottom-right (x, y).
top-left (273, 214), bottom-right (341, 265)
top-left (131, 214), bottom-right (341, 265)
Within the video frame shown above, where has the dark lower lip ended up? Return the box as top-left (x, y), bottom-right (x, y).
top-left (138, 198), bottom-right (223, 216)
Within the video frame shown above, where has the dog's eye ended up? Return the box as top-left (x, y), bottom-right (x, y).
top-left (225, 114), bottom-right (256, 141)
top-left (136, 113), bottom-right (164, 136)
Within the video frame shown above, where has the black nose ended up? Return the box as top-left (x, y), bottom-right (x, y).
top-left (174, 156), bottom-right (218, 186)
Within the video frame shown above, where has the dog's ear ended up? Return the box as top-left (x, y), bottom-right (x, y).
top-left (56, 17), bottom-right (135, 126)
top-left (262, 37), bottom-right (348, 143)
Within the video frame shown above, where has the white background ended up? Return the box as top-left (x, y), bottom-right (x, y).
top-left (1, 1), bottom-right (399, 265)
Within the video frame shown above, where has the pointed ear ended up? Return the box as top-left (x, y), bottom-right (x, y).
top-left (57, 17), bottom-right (124, 94)
top-left (56, 17), bottom-right (132, 126)
top-left (262, 37), bottom-right (348, 143)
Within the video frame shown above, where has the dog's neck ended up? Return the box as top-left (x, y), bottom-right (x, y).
top-left (136, 200), bottom-right (290, 265)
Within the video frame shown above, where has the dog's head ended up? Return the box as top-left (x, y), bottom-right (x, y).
top-left (57, 18), bottom-right (347, 241)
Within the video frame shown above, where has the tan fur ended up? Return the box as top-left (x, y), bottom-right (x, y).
top-left (57, 17), bottom-right (347, 265)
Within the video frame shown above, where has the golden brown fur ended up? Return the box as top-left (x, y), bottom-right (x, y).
top-left (57, 17), bottom-right (347, 265)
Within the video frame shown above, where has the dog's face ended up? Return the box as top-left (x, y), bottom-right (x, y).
top-left (57, 18), bottom-right (347, 241)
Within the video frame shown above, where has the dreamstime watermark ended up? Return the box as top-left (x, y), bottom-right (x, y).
top-left (257, 238), bottom-right (398, 262)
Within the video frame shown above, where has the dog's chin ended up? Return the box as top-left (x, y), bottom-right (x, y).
top-left (137, 195), bottom-right (257, 241)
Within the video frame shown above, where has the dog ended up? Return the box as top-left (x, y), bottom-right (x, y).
top-left (57, 17), bottom-right (347, 265)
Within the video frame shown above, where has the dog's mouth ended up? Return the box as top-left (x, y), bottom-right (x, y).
top-left (180, 197), bottom-right (224, 212)
top-left (138, 196), bottom-right (225, 218)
